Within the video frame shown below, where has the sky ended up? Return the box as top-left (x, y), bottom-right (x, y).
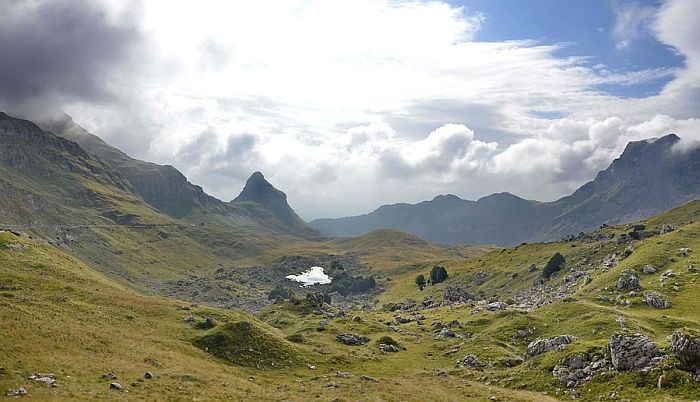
top-left (1, 0), bottom-right (699, 220)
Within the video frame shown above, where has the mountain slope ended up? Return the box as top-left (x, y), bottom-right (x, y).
top-left (313, 134), bottom-right (700, 245)
top-left (43, 114), bottom-right (320, 238)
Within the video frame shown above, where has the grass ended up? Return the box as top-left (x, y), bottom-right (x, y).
top-left (0, 230), bottom-right (559, 401)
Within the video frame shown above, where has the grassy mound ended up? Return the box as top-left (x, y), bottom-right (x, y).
top-left (193, 321), bottom-right (300, 368)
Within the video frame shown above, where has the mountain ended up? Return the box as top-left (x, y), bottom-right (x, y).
top-left (312, 134), bottom-right (700, 245)
top-left (42, 114), bottom-right (320, 238)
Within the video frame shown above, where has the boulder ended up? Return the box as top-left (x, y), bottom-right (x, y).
top-left (671, 329), bottom-right (700, 374)
top-left (336, 333), bottom-right (370, 346)
top-left (443, 284), bottom-right (473, 302)
top-left (474, 271), bottom-right (487, 286)
top-left (109, 383), bottom-right (121, 391)
top-left (609, 333), bottom-right (658, 371)
top-left (642, 265), bottom-right (657, 274)
top-left (5, 388), bottom-right (27, 397)
top-left (359, 375), bottom-right (378, 383)
top-left (616, 269), bottom-right (640, 290)
top-left (379, 343), bottom-right (398, 353)
top-left (462, 354), bottom-right (480, 368)
top-left (144, 372), bottom-right (154, 380)
top-left (643, 291), bottom-right (671, 309)
top-left (28, 373), bottom-right (56, 385)
top-left (306, 292), bottom-right (325, 308)
top-left (526, 335), bottom-right (577, 359)
top-left (436, 328), bottom-right (456, 339)
top-left (485, 301), bottom-right (508, 311)
top-left (102, 372), bottom-right (117, 380)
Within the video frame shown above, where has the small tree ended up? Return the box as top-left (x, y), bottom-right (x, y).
top-left (415, 274), bottom-right (426, 290)
top-left (429, 265), bottom-right (448, 284)
top-left (542, 252), bottom-right (565, 279)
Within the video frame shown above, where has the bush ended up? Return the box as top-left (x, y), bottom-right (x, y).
top-left (415, 274), bottom-right (426, 290)
top-left (377, 335), bottom-right (398, 347)
top-left (542, 252), bottom-right (565, 279)
top-left (429, 265), bottom-right (448, 284)
top-left (268, 285), bottom-right (292, 301)
top-left (330, 272), bottom-right (376, 294)
top-left (286, 333), bottom-right (305, 343)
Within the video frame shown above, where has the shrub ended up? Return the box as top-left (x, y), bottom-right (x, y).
top-left (377, 335), bottom-right (398, 347)
top-left (286, 333), bottom-right (305, 343)
top-left (415, 274), bottom-right (426, 290)
top-left (542, 252), bottom-right (565, 279)
top-left (268, 285), bottom-right (292, 301)
top-left (429, 265), bottom-right (448, 284)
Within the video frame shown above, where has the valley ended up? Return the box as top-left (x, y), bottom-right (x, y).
top-left (1, 111), bottom-right (699, 401)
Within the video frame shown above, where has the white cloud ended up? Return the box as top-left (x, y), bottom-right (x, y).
top-left (5, 0), bottom-right (698, 219)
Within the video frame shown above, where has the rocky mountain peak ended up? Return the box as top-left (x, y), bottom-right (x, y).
top-left (233, 172), bottom-right (287, 204)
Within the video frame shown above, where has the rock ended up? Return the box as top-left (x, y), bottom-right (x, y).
top-left (109, 383), bottom-right (122, 391)
top-left (526, 335), bottom-right (577, 359)
top-left (27, 373), bottom-right (56, 385)
top-left (351, 316), bottom-right (362, 322)
top-left (689, 263), bottom-right (697, 273)
top-left (447, 320), bottom-right (461, 328)
top-left (475, 271), bottom-right (487, 286)
top-left (144, 372), bottom-right (153, 380)
top-left (660, 224), bottom-right (677, 234)
top-left (359, 375), bottom-right (378, 383)
top-left (616, 269), bottom-right (640, 291)
top-left (609, 333), bottom-right (659, 371)
top-left (679, 248), bottom-right (692, 257)
top-left (336, 333), bottom-right (370, 346)
top-left (379, 344), bottom-right (399, 353)
top-left (336, 371), bottom-right (349, 378)
top-left (528, 264), bottom-right (537, 272)
top-left (443, 284), bottom-right (473, 302)
top-left (183, 315), bottom-right (196, 322)
top-left (671, 330), bottom-right (700, 374)
top-left (102, 372), bottom-right (117, 380)
top-left (644, 291), bottom-right (672, 309)
top-left (393, 316), bottom-right (411, 324)
top-left (434, 368), bottom-right (448, 377)
top-left (462, 354), bottom-right (480, 368)
top-left (485, 301), bottom-right (508, 311)
top-left (306, 292), bottom-right (326, 308)
top-left (4, 388), bottom-right (27, 397)
top-left (436, 328), bottom-right (456, 339)
top-left (643, 265), bottom-right (657, 274)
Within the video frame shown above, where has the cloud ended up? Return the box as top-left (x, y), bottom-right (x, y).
top-left (0, 0), bottom-right (142, 117)
top-left (1, 0), bottom-right (699, 219)
top-left (612, 1), bottom-right (656, 49)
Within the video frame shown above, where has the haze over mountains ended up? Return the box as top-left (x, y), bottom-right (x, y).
top-left (312, 134), bottom-right (700, 245)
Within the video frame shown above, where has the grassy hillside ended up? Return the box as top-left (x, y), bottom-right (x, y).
top-left (0, 230), bottom-right (554, 401)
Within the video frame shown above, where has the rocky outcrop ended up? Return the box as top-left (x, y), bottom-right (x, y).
top-left (552, 354), bottom-right (609, 388)
top-left (336, 333), bottom-right (370, 346)
top-left (671, 329), bottom-right (700, 374)
top-left (443, 284), bottom-right (473, 303)
top-left (525, 335), bottom-right (577, 359)
top-left (644, 291), bottom-right (671, 309)
top-left (616, 269), bottom-right (641, 291)
top-left (608, 333), bottom-right (659, 371)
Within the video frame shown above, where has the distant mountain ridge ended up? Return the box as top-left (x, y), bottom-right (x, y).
top-left (312, 134), bottom-right (700, 245)
top-left (41, 114), bottom-right (319, 238)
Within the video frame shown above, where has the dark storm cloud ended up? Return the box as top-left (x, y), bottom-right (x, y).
top-left (0, 0), bottom-right (142, 115)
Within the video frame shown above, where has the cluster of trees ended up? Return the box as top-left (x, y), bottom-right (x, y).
top-left (329, 271), bottom-right (377, 295)
top-left (415, 265), bottom-right (448, 290)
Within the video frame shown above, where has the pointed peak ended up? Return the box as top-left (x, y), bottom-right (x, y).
top-left (233, 171), bottom-right (286, 204)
